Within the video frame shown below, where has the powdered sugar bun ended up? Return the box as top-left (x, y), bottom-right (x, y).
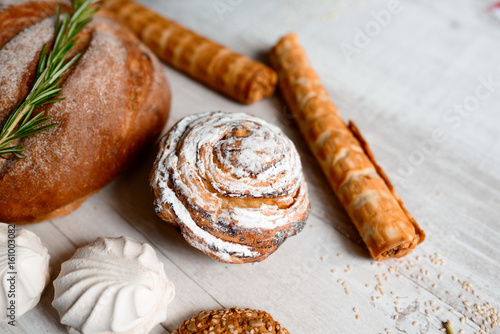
top-left (150, 111), bottom-right (310, 263)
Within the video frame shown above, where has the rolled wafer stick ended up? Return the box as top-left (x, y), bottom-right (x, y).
top-left (269, 33), bottom-right (425, 261)
top-left (101, 0), bottom-right (277, 104)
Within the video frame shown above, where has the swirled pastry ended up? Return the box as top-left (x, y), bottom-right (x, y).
top-left (150, 111), bottom-right (310, 264)
top-left (52, 236), bottom-right (175, 334)
top-left (0, 224), bottom-right (50, 323)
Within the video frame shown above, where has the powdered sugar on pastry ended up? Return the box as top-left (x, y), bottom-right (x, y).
top-left (157, 177), bottom-right (256, 262)
top-left (151, 111), bottom-right (310, 263)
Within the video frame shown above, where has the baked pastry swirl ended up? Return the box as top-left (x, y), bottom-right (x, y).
top-left (150, 111), bottom-right (310, 263)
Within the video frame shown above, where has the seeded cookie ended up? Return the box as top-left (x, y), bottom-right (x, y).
top-left (173, 307), bottom-right (290, 334)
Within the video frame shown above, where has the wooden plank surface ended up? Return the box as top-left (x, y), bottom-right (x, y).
top-left (2, 0), bottom-right (500, 333)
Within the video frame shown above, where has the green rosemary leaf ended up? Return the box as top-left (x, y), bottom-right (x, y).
top-left (38, 98), bottom-right (65, 107)
top-left (18, 105), bottom-right (35, 129)
top-left (0, 145), bottom-right (24, 154)
top-left (11, 124), bottom-right (57, 141)
top-left (37, 45), bottom-right (48, 76)
top-left (0, 0), bottom-right (99, 159)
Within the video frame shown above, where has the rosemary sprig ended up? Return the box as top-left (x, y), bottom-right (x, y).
top-left (0, 0), bottom-right (99, 159)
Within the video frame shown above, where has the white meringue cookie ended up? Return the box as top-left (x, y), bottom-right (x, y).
top-left (52, 236), bottom-right (175, 334)
top-left (0, 224), bottom-right (50, 323)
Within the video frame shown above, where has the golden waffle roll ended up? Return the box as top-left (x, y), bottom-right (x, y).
top-left (269, 33), bottom-right (425, 261)
top-left (101, 0), bottom-right (277, 104)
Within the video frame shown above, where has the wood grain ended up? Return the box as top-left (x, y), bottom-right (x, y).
top-left (2, 0), bottom-right (499, 333)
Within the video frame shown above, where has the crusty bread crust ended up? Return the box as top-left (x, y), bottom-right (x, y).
top-left (0, 1), bottom-right (171, 223)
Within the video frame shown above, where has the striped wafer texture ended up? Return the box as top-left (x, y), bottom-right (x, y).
top-left (101, 0), bottom-right (277, 104)
top-left (269, 33), bottom-right (425, 261)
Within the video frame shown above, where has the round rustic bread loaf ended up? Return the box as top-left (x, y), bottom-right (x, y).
top-left (0, 0), bottom-right (171, 223)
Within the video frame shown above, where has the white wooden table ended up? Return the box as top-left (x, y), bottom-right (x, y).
top-left (4, 0), bottom-right (500, 333)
